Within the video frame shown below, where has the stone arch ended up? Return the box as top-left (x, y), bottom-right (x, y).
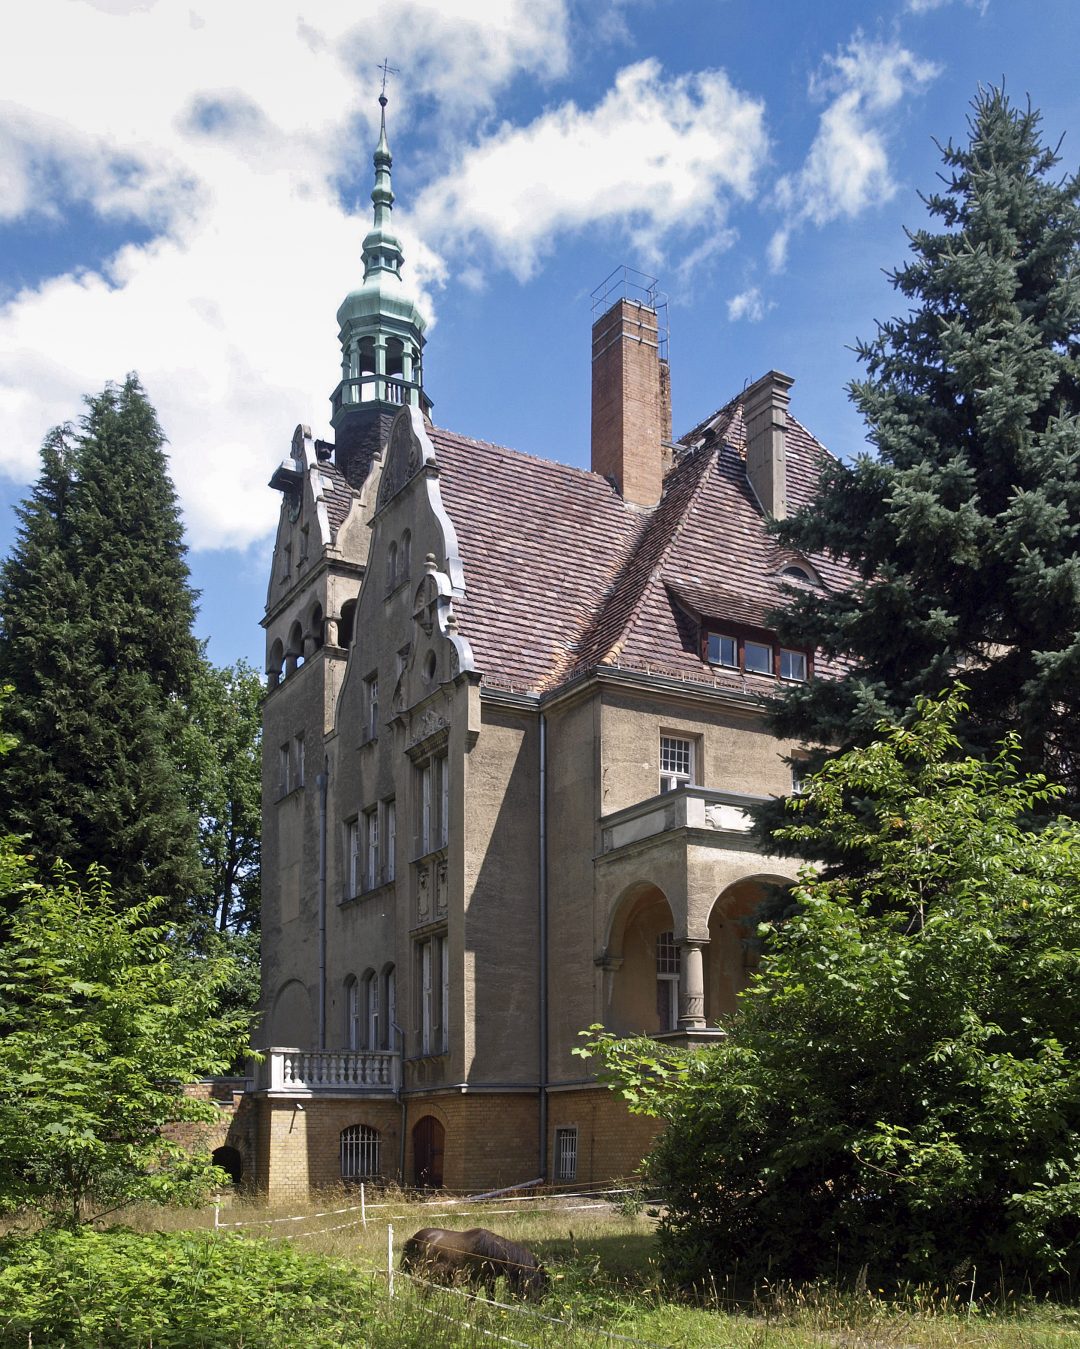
top-left (270, 978), bottom-right (313, 1047)
top-left (286, 619), bottom-right (304, 674)
top-left (212, 1145), bottom-right (243, 1185)
top-left (604, 881), bottom-right (676, 1037)
top-left (307, 600), bottom-right (324, 654)
top-left (338, 599), bottom-right (357, 650)
top-left (705, 873), bottom-right (794, 1019)
top-left (266, 638), bottom-right (284, 690)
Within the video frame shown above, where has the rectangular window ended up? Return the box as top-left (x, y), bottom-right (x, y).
top-left (791, 762), bottom-right (807, 796)
top-left (364, 807), bottom-right (379, 891)
top-left (346, 978), bottom-right (361, 1050)
top-left (780, 648), bottom-right (807, 681)
top-left (656, 931), bottom-right (680, 1033)
top-left (706, 632), bottom-right (737, 667)
top-left (418, 752), bottom-right (449, 854)
top-left (554, 1127), bottom-right (578, 1182)
top-left (364, 672), bottom-right (379, 741)
top-left (417, 934), bottom-right (448, 1056)
top-left (294, 734), bottom-right (305, 788)
top-left (384, 799), bottom-right (396, 882)
top-left (346, 817), bottom-right (360, 898)
top-left (659, 736), bottom-right (693, 793)
top-left (744, 640), bottom-right (773, 674)
top-left (279, 743), bottom-right (291, 797)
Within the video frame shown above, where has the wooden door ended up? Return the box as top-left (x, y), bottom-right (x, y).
top-left (412, 1115), bottom-right (445, 1188)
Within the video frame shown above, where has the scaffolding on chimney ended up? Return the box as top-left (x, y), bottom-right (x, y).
top-left (590, 266), bottom-right (669, 362)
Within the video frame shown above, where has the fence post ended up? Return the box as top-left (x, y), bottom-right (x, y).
top-left (387, 1222), bottom-right (395, 1299)
top-left (213, 1195), bottom-right (220, 1232)
top-left (361, 1182), bottom-right (367, 1227)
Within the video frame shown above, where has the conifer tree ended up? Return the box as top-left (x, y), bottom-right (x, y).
top-left (0, 375), bottom-right (203, 908)
top-left (766, 88), bottom-right (1080, 807)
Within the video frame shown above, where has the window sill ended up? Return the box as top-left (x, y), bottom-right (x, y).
top-left (339, 880), bottom-right (395, 908)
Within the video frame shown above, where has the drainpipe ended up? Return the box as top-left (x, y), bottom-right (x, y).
top-left (393, 1019), bottom-right (408, 1184)
top-left (317, 761), bottom-right (329, 1051)
top-left (538, 712), bottom-right (549, 1180)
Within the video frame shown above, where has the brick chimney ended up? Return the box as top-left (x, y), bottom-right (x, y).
top-left (591, 298), bottom-right (668, 507)
top-left (743, 370), bottom-right (795, 519)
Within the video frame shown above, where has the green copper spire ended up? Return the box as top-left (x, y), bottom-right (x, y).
top-left (362, 94), bottom-right (402, 278)
top-left (331, 90), bottom-right (428, 435)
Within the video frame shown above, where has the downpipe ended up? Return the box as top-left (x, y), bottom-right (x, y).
top-left (538, 712), bottom-right (549, 1180)
top-left (317, 761), bottom-right (328, 1051)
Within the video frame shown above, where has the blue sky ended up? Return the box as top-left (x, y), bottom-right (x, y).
top-left (1, 0), bottom-right (1078, 672)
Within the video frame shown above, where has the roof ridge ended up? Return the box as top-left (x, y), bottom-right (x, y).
top-left (559, 442), bottom-right (718, 682)
top-left (430, 424), bottom-right (629, 490)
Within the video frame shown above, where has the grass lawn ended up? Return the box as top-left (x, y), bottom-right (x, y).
top-left (4, 1188), bottom-right (1080, 1346)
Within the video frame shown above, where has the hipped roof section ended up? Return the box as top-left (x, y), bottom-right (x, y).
top-left (425, 396), bottom-right (852, 697)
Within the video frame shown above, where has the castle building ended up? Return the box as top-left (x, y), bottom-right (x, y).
top-left (252, 99), bottom-right (849, 1198)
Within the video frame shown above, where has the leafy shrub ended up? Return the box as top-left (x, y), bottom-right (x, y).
top-left (584, 693), bottom-right (1080, 1292)
top-left (0, 1228), bottom-right (377, 1348)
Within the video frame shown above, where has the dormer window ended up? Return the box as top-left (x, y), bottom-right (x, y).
top-left (705, 627), bottom-right (810, 682)
top-left (782, 565), bottom-right (811, 581)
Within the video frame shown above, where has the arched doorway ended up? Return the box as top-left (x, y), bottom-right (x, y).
top-left (412, 1115), bottom-right (445, 1188)
top-left (212, 1146), bottom-right (243, 1186)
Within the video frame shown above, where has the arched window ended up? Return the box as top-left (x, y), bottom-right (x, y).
top-left (656, 931), bottom-right (680, 1032)
top-left (382, 964), bottom-right (396, 1051)
top-left (340, 1124), bottom-right (380, 1181)
top-left (345, 976), bottom-right (361, 1051)
top-left (363, 969), bottom-right (379, 1050)
top-left (386, 540), bottom-right (397, 593)
top-left (338, 599), bottom-right (357, 650)
top-left (400, 530), bottom-right (412, 582)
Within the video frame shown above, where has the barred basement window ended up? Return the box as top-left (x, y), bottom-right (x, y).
top-left (554, 1126), bottom-right (578, 1182)
top-left (340, 1124), bottom-right (380, 1181)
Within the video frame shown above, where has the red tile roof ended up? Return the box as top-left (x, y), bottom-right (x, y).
top-left (428, 393), bottom-right (853, 696)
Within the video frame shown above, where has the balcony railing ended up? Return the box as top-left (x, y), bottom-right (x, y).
top-left (600, 786), bottom-right (768, 856)
top-left (255, 1047), bottom-right (400, 1094)
top-left (331, 374), bottom-right (412, 413)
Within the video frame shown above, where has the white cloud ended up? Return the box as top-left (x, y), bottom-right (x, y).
top-left (0, 0), bottom-right (574, 549)
top-left (906, 0), bottom-right (988, 13)
top-left (769, 36), bottom-right (938, 271)
top-left (727, 287), bottom-right (770, 323)
top-left (412, 59), bottom-right (769, 282)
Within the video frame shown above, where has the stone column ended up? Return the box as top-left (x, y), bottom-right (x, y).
top-left (677, 939), bottom-right (706, 1030)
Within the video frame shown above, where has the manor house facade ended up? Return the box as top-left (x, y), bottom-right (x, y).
top-left (250, 100), bottom-right (848, 1198)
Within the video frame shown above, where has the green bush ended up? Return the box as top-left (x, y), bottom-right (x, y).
top-left (0, 1228), bottom-right (377, 1348)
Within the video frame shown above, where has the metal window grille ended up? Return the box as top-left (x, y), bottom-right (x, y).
top-left (554, 1127), bottom-right (578, 1182)
top-left (340, 1124), bottom-right (380, 1180)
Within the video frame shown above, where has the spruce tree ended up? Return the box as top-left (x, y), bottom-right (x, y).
top-left (766, 88), bottom-right (1080, 808)
top-left (0, 375), bottom-right (203, 908)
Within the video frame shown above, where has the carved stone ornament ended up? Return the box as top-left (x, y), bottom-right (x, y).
top-left (410, 707), bottom-right (448, 746)
top-left (703, 803), bottom-right (723, 830)
top-left (378, 408), bottom-right (429, 509)
top-left (413, 573), bottom-right (439, 637)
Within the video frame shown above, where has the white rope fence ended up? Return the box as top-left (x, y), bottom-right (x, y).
top-left (215, 1182), bottom-right (649, 1232)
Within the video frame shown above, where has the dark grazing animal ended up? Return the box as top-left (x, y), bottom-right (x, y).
top-left (400, 1226), bottom-right (549, 1300)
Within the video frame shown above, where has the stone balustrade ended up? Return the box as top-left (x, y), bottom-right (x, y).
top-left (256, 1047), bottom-right (400, 1094)
top-left (600, 785), bottom-right (768, 855)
